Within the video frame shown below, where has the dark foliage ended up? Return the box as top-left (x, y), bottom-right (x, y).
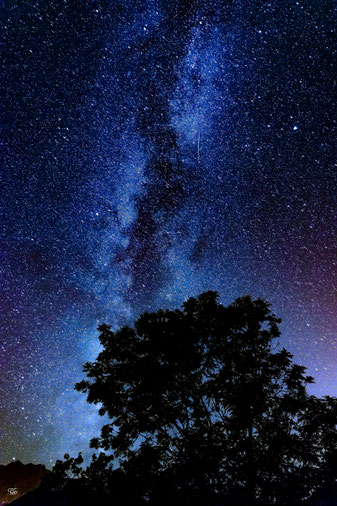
top-left (38, 292), bottom-right (337, 505)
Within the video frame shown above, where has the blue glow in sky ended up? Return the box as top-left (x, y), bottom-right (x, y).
top-left (2, 0), bottom-right (337, 466)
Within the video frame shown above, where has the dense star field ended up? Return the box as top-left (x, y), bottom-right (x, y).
top-left (1, 0), bottom-right (337, 467)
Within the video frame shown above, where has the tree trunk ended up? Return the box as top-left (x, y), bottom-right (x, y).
top-left (246, 422), bottom-right (256, 505)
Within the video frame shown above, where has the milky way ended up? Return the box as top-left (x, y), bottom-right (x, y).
top-left (1, 0), bottom-right (337, 466)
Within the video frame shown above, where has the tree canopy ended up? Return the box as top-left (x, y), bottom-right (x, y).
top-left (71, 291), bottom-right (337, 505)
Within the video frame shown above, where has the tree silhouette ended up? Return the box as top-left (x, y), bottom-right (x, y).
top-left (75, 291), bottom-right (320, 505)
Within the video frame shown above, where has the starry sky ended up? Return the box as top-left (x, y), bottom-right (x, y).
top-left (1, 0), bottom-right (337, 467)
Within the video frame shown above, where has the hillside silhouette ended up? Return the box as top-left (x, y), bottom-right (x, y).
top-left (0, 461), bottom-right (45, 505)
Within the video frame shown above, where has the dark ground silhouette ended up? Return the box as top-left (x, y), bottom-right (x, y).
top-left (10, 292), bottom-right (337, 505)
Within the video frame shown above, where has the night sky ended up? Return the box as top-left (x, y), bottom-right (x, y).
top-left (1, 0), bottom-right (337, 467)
